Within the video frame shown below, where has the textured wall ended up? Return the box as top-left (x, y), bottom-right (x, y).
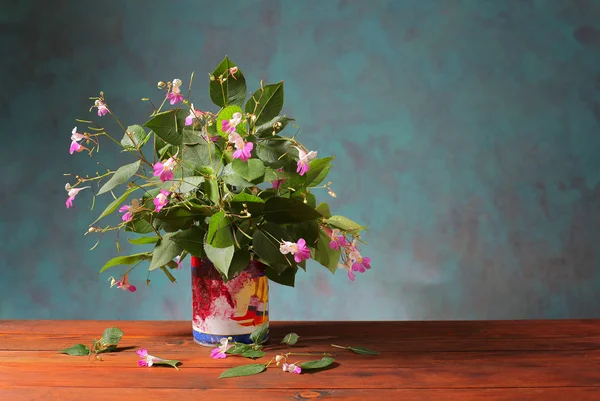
top-left (1, 0), bottom-right (600, 321)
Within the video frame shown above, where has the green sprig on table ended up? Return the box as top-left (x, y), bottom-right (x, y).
top-left (58, 327), bottom-right (124, 361)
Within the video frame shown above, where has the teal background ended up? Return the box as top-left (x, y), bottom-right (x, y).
top-left (1, 0), bottom-right (600, 320)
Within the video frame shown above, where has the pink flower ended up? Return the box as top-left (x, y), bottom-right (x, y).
top-left (69, 141), bottom-right (84, 154)
top-left (271, 168), bottom-right (286, 190)
top-left (65, 183), bottom-right (89, 209)
top-left (233, 141), bottom-right (253, 162)
top-left (222, 112), bottom-right (243, 134)
top-left (71, 127), bottom-right (86, 142)
top-left (279, 238), bottom-right (311, 263)
top-left (119, 204), bottom-right (134, 222)
top-left (94, 100), bottom-right (109, 116)
top-left (166, 79), bottom-right (183, 105)
top-left (153, 190), bottom-right (170, 213)
top-left (347, 269), bottom-right (356, 282)
top-left (174, 255), bottom-right (182, 270)
top-left (296, 147), bottom-right (317, 176)
top-left (109, 273), bottom-right (136, 292)
top-left (185, 103), bottom-right (204, 126)
top-left (339, 239), bottom-right (371, 281)
top-left (326, 228), bottom-right (350, 250)
top-left (136, 348), bottom-right (161, 367)
top-left (210, 338), bottom-right (232, 359)
top-left (228, 132), bottom-right (253, 162)
top-left (153, 155), bottom-right (177, 182)
top-left (228, 66), bottom-right (239, 80)
top-left (282, 363), bottom-right (301, 374)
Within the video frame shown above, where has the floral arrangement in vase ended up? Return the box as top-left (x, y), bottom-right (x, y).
top-left (65, 57), bottom-right (371, 345)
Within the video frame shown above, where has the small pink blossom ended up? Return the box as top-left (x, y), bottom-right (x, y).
top-left (71, 127), bottom-right (86, 142)
top-left (109, 273), bottom-right (136, 292)
top-left (282, 363), bottom-right (301, 374)
top-left (119, 204), bottom-right (134, 222)
top-left (326, 228), bottom-right (350, 250)
top-left (153, 155), bottom-right (177, 182)
top-left (174, 255), bottom-right (183, 270)
top-left (272, 168), bottom-right (286, 190)
top-left (153, 190), bottom-right (170, 213)
top-left (167, 79), bottom-right (183, 105)
top-left (228, 66), bottom-right (239, 79)
top-left (65, 183), bottom-right (89, 209)
top-left (69, 141), bottom-right (85, 154)
top-left (279, 238), bottom-right (311, 263)
top-left (136, 348), bottom-right (161, 367)
top-left (94, 100), bottom-right (109, 116)
top-left (296, 147), bottom-right (317, 176)
top-left (228, 132), bottom-right (253, 162)
top-left (185, 103), bottom-right (204, 126)
top-left (233, 141), bottom-right (253, 162)
top-left (210, 338), bottom-right (232, 359)
top-left (222, 112), bottom-right (243, 134)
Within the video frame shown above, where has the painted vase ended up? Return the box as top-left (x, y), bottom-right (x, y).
top-left (191, 256), bottom-right (269, 346)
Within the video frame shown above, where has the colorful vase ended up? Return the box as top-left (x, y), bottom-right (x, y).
top-left (191, 257), bottom-right (269, 346)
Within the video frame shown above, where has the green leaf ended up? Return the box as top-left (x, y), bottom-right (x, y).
top-left (207, 211), bottom-right (234, 248)
top-left (266, 265), bottom-right (298, 287)
top-left (299, 356), bottom-right (335, 370)
top-left (255, 115), bottom-right (295, 137)
top-left (127, 236), bottom-right (159, 245)
top-left (226, 343), bottom-right (252, 355)
top-left (349, 346), bottom-right (380, 355)
top-left (250, 323), bottom-right (269, 345)
top-left (281, 333), bottom-right (299, 345)
top-left (255, 137), bottom-right (294, 167)
top-left (99, 327), bottom-right (124, 347)
top-left (149, 232), bottom-right (184, 271)
top-left (160, 266), bottom-right (177, 283)
top-left (287, 220), bottom-right (319, 247)
top-left (305, 157), bottom-right (334, 188)
top-left (182, 140), bottom-right (221, 174)
top-left (210, 56), bottom-right (247, 107)
top-left (216, 105), bottom-right (246, 137)
top-left (152, 359), bottom-right (181, 370)
top-left (98, 161), bottom-right (141, 195)
top-left (99, 252), bottom-right (151, 274)
top-left (228, 249), bottom-right (251, 278)
top-left (171, 226), bottom-right (206, 258)
top-left (222, 164), bottom-right (255, 188)
top-left (230, 192), bottom-right (265, 204)
top-left (121, 125), bottom-right (151, 150)
top-left (312, 229), bottom-right (341, 275)
top-left (58, 344), bottom-right (90, 356)
top-left (315, 203), bottom-right (332, 218)
top-left (204, 178), bottom-right (219, 204)
top-left (164, 176), bottom-right (205, 194)
top-left (245, 82), bottom-right (284, 126)
top-left (262, 197), bottom-right (322, 224)
top-left (241, 349), bottom-right (266, 359)
top-left (232, 158), bottom-right (265, 182)
top-left (219, 363), bottom-right (266, 379)
top-left (144, 109), bottom-right (186, 146)
top-left (92, 186), bottom-right (140, 225)
top-left (252, 223), bottom-right (294, 269)
top-left (125, 218), bottom-right (155, 234)
top-left (204, 242), bottom-right (234, 278)
top-left (327, 215), bottom-right (366, 233)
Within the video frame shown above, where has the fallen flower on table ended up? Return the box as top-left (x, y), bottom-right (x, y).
top-left (58, 327), bottom-right (124, 361)
top-left (330, 344), bottom-right (380, 355)
top-left (136, 348), bottom-right (181, 370)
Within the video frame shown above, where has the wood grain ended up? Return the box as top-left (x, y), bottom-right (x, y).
top-left (1, 320), bottom-right (599, 400)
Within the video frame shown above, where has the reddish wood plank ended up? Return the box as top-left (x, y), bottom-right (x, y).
top-left (2, 332), bottom-right (600, 352)
top-left (3, 319), bottom-right (600, 337)
top-left (1, 349), bottom-right (599, 368)
top-left (2, 364), bottom-right (600, 389)
top-left (2, 387), bottom-right (600, 401)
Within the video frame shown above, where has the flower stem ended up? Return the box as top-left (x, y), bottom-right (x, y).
top-left (330, 344), bottom-right (349, 350)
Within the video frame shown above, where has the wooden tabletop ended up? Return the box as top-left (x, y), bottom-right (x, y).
top-left (1, 320), bottom-right (599, 400)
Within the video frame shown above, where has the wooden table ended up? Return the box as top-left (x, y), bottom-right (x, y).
top-left (1, 320), bottom-right (599, 400)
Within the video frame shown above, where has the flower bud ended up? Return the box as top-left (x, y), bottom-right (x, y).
top-left (157, 81), bottom-right (166, 89)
